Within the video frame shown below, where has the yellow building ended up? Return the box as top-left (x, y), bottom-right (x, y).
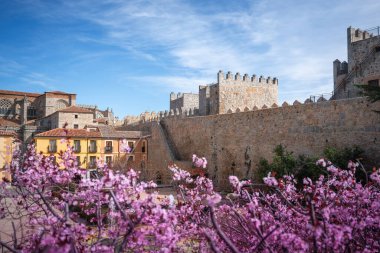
top-left (34, 126), bottom-right (148, 176)
top-left (0, 130), bottom-right (15, 182)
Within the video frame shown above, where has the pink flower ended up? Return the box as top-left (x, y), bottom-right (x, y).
top-left (192, 154), bottom-right (207, 168)
top-left (207, 193), bottom-right (221, 207)
top-left (263, 172), bottom-right (278, 186)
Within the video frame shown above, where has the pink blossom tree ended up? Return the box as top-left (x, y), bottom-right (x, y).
top-left (0, 142), bottom-right (379, 252)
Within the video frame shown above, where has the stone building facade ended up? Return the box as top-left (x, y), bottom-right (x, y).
top-left (0, 89), bottom-right (115, 143)
top-left (36, 106), bottom-right (95, 129)
top-left (0, 90), bottom-right (76, 124)
top-left (333, 26), bottom-right (380, 99)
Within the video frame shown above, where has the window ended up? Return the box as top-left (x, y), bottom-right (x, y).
top-left (73, 140), bottom-right (81, 153)
top-left (89, 156), bottom-right (97, 168)
top-left (105, 141), bottom-right (113, 152)
top-left (142, 141), bottom-right (146, 153)
top-left (27, 107), bottom-right (37, 119)
top-left (89, 140), bottom-right (97, 153)
top-left (368, 79), bottom-right (379, 87)
top-left (127, 155), bottom-right (135, 162)
top-left (75, 114), bottom-right (78, 119)
top-left (128, 141), bottom-right (134, 150)
top-left (74, 124), bottom-right (79, 129)
top-left (76, 156), bottom-right (81, 166)
top-left (48, 140), bottom-right (57, 153)
top-left (375, 46), bottom-right (380, 53)
top-left (106, 156), bottom-right (112, 165)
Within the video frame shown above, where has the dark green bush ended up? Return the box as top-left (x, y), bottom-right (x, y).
top-left (255, 145), bottom-right (365, 185)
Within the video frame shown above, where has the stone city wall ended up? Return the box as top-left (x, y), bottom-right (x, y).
top-left (155, 97), bottom-right (380, 190)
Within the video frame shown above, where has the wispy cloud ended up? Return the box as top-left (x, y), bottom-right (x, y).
top-left (4, 0), bottom-right (380, 111)
top-left (0, 57), bottom-right (57, 90)
top-left (39, 0), bottom-right (377, 101)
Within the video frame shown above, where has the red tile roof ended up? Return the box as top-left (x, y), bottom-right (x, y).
top-left (57, 106), bottom-right (93, 114)
top-left (0, 89), bottom-right (41, 97)
top-left (0, 118), bottom-right (20, 127)
top-left (35, 128), bottom-right (101, 138)
top-left (0, 130), bottom-right (16, 136)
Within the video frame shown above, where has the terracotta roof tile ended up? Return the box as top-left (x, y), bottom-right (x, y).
top-left (58, 106), bottom-right (93, 114)
top-left (0, 118), bottom-right (20, 127)
top-left (0, 130), bottom-right (16, 136)
top-left (0, 89), bottom-right (41, 97)
top-left (35, 128), bottom-right (101, 138)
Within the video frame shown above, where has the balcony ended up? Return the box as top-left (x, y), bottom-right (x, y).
top-left (47, 145), bottom-right (57, 153)
top-left (73, 146), bottom-right (81, 153)
top-left (105, 146), bottom-right (113, 153)
top-left (89, 146), bottom-right (97, 153)
top-left (88, 163), bottom-right (97, 169)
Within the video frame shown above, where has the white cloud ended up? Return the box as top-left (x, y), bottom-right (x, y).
top-left (18, 0), bottom-right (380, 103)
top-left (0, 57), bottom-right (57, 90)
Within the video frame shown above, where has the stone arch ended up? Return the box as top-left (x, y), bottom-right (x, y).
top-left (244, 107), bottom-right (250, 112)
top-left (227, 109), bottom-right (233, 114)
top-left (55, 99), bottom-right (69, 110)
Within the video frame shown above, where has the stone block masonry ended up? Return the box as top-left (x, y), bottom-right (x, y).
top-left (170, 92), bottom-right (199, 112)
top-left (145, 97), bottom-right (379, 190)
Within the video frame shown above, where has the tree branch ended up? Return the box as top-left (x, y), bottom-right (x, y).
top-left (210, 207), bottom-right (240, 253)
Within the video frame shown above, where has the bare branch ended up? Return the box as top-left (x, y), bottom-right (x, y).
top-left (210, 207), bottom-right (241, 253)
top-left (205, 233), bottom-right (221, 253)
top-left (0, 240), bottom-right (19, 253)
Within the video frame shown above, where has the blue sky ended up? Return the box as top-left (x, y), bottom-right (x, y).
top-left (0, 0), bottom-right (379, 118)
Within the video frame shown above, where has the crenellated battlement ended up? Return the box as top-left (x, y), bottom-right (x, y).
top-left (217, 70), bottom-right (278, 85)
top-left (124, 94), bottom-right (335, 125)
top-left (348, 26), bottom-right (378, 44)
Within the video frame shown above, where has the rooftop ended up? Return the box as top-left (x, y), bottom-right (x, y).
top-left (35, 128), bottom-right (101, 138)
top-left (0, 118), bottom-right (20, 127)
top-left (0, 130), bottom-right (16, 136)
top-left (57, 106), bottom-right (93, 114)
top-left (0, 89), bottom-right (41, 97)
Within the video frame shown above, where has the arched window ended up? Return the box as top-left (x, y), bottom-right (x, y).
top-left (0, 99), bottom-right (13, 115)
top-left (55, 99), bottom-right (69, 110)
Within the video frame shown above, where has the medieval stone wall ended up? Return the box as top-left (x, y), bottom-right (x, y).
top-left (170, 92), bottom-right (199, 112)
top-left (152, 97), bottom-right (380, 190)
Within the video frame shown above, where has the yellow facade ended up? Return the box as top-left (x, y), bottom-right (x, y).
top-left (0, 133), bottom-right (14, 182)
top-left (34, 137), bottom-right (138, 169)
